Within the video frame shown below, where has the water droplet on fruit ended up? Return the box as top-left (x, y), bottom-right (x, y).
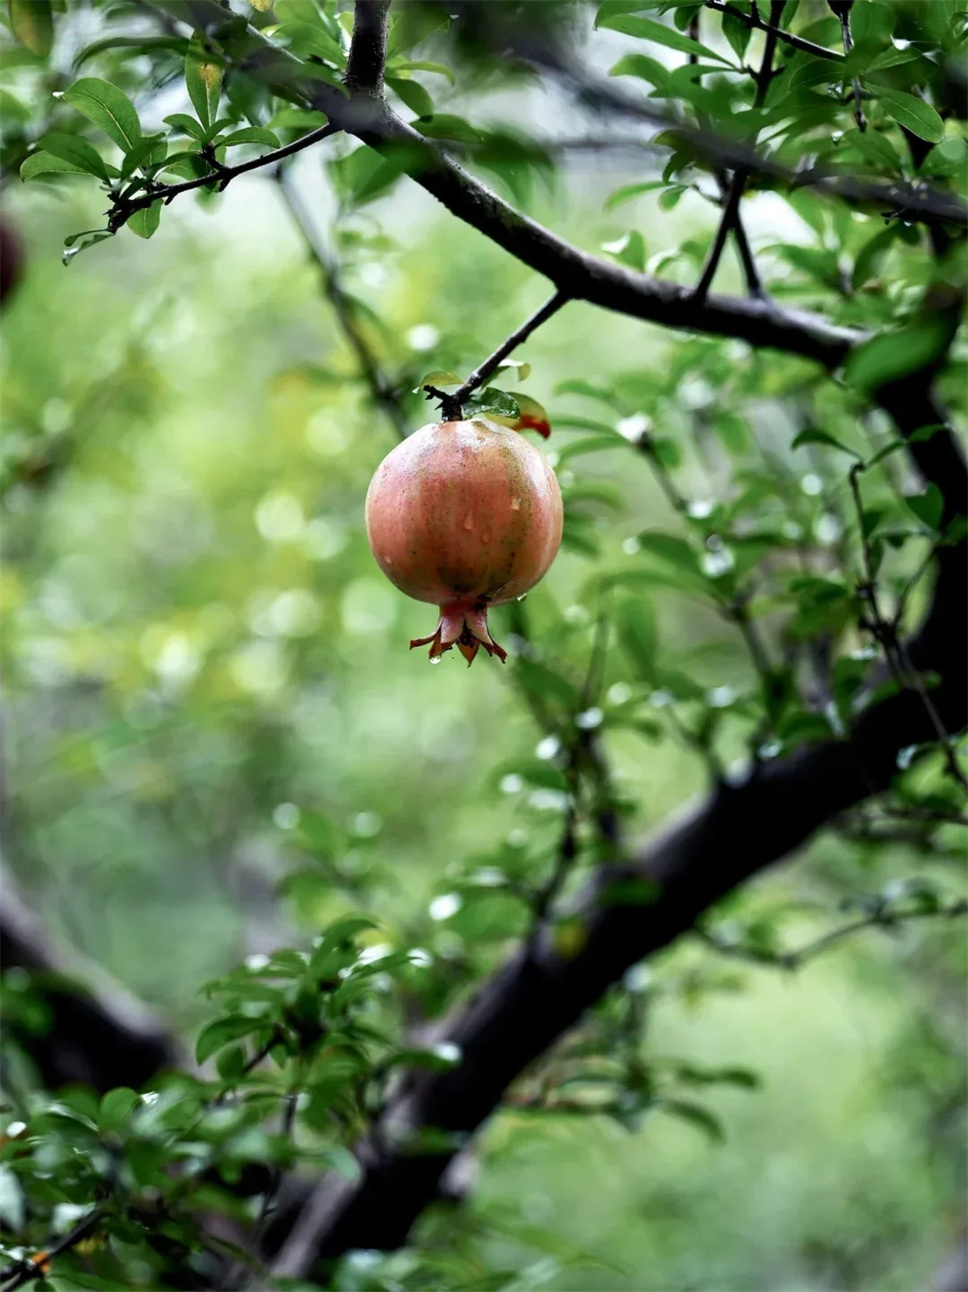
top-left (463, 512), bottom-right (475, 530)
top-left (511, 498), bottom-right (521, 511)
top-left (429, 655), bottom-right (442, 665)
top-left (481, 532), bottom-right (491, 543)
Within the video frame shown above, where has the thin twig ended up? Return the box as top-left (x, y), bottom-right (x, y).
top-left (445, 291), bottom-right (569, 412)
top-left (829, 0), bottom-right (867, 131)
top-left (693, 1), bottom-right (786, 303)
top-left (107, 123), bottom-right (341, 230)
top-left (1, 1209), bottom-right (103, 1292)
top-left (847, 462), bottom-right (968, 792)
top-left (276, 169), bottom-right (408, 442)
top-left (704, 0), bottom-right (842, 61)
top-left (698, 899), bottom-right (968, 970)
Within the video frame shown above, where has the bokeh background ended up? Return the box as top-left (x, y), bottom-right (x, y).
top-left (2, 20), bottom-right (966, 1287)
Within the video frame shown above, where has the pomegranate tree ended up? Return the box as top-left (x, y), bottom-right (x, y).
top-left (365, 418), bottom-right (563, 665)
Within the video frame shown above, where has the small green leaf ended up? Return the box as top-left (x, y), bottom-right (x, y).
top-left (416, 370), bottom-right (462, 391)
top-left (601, 230), bottom-right (646, 272)
top-left (604, 180), bottom-right (664, 212)
top-left (386, 75), bottom-right (434, 118)
top-left (414, 113), bottom-right (482, 144)
top-left (791, 428), bottom-right (861, 458)
top-left (904, 484), bottom-right (944, 532)
top-left (21, 150), bottom-right (90, 180)
top-left (879, 89), bottom-right (944, 144)
top-left (63, 77), bottom-right (141, 152)
top-left (127, 199), bottom-right (162, 239)
top-left (196, 1015), bottom-right (262, 1065)
top-left (615, 599), bottom-right (657, 684)
top-left (661, 1098), bottom-right (725, 1142)
top-left (392, 59), bottom-right (456, 85)
top-left (597, 13), bottom-right (734, 65)
top-left (99, 1087), bottom-right (138, 1131)
top-left (844, 317), bottom-right (955, 394)
top-left (8, 0), bottom-right (53, 56)
top-left (464, 388), bottom-right (520, 419)
top-left (185, 33), bottom-right (222, 129)
top-left (721, 4), bottom-right (752, 60)
top-left (219, 127), bottom-right (281, 150)
top-left (164, 112), bottom-right (206, 139)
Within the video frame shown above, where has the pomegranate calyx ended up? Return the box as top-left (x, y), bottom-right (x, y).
top-left (410, 605), bottom-right (508, 668)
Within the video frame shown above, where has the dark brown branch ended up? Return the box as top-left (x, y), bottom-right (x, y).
top-left (693, 1), bottom-right (785, 302)
top-left (344, 0), bottom-right (390, 95)
top-left (0, 872), bottom-right (178, 1092)
top-left (704, 0), bottom-right (843, 61)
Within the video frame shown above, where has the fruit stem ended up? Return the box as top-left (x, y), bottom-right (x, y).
top-left (423, 384), bottom-right (463, 421)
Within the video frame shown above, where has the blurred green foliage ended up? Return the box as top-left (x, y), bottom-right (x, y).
top-left (1, 0), bottom-right (966, 1288)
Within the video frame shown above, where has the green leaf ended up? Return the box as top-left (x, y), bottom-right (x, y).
top-left (464, 388), bottom-right (520, 419)
top-left (597, 13), bottom-right (734, 65)
top-left (615, 599), bottom-right (657, 684)
top-left (21, 150), bottom-right (90, 180)
top-left (63, 77), bottom-right (141, 152)
top-left (515, 658), bottom-right (579, 707)
top-left (414, 113), bottom-right (482, 144)
top-left (851, 224), bottom-right (899, 291)
top-left (635, 531), bottom-right (703, 581)
top-left (330, 144), bottom-right (404, 205)
top-left (904, 484), bottom-right (944, 532)
top-left (164, 112), bottom-right (206, 140)
top-left (721, 3), bottom-right (752, 60)
top-left (416, 370), bottom-right (462, 391)
top-left (127, 199), bottom-right (162, 239)
top-left (844, 317), bottom-right (955, 394)
top-left (8, 0), bottom-right (53, 56)
top-left (392, 59), bottom-right (456, 85)
top-left (195, 1014), bottom-right (263, 1065)
top-left (661, 1098), bottom-right (725, 1142)
top-left (185, 33), bottom-right (222, 129)
top-left (715, 411), bottom-right (752, 456)
top-left (274, 21), bottom-right (347, 65)
top-left (219, 127), bottom-right (281, 150)
top-left (604, 180), bottom-right (664, 212)
top-left (386, 75), bottom-right (434, 118)
top-left (99, 1087), bottom-right (138, 1132)
top-left (791, 428), bottom-right (861, 458)
top-left (601, 230), bottom-right (646, 272)
top-left (555, 434), bottom-right (625, 463)
top-left (608, 53), bottom-right (670, 92)
top-left (879, 89), bottom-right (944, 144)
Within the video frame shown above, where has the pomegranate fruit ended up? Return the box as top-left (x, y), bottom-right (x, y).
top-left (365, 418), bottom-right (563, 665)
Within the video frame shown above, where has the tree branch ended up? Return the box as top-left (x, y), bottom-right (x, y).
top-left (829, 1), bottom-right (867, 132)
top-left (0, 871), bottom-right (178, 1092)
top-left (704, 0), bottom-right (843, 61)
top-left (693, 1), bottom-right (785, 302)
top-left (450, 290), bottom-right (568, 407)
top-left (344, 0), bottom-right (390, 95)
top-left (108, 123), bottom-right (341, 230)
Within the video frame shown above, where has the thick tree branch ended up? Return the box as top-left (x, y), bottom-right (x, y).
top-left (0, 873), bottom-right (178, 1092)
top-left (344, 0), bottom-right (390, 95)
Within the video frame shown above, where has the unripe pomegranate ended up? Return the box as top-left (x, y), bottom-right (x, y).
top-left (365, 418), bottom-right (563, 665)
